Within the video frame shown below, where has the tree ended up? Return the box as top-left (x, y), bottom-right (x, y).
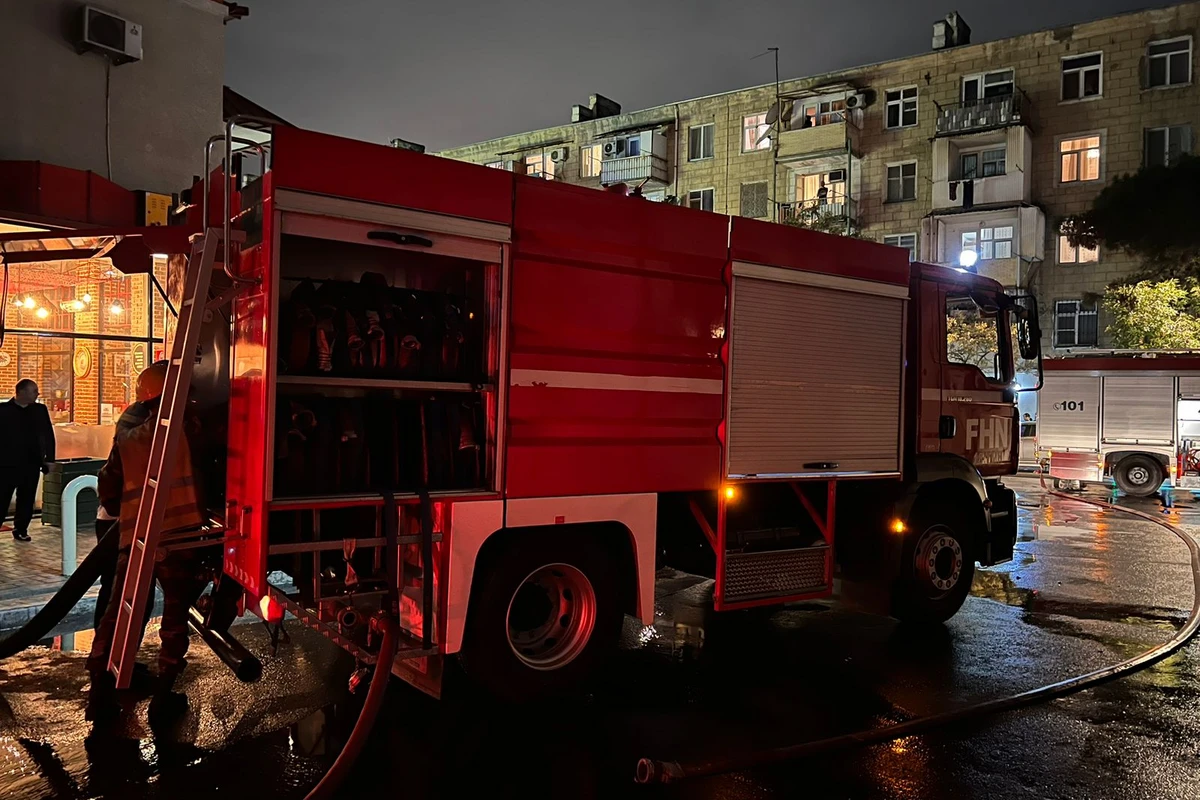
top-left (1103, 279), bottom-right (1200, 349)
top-left (946, 311), bottom-right (999, 369)
top-left (1065, 154), bottom-right (1200, 279)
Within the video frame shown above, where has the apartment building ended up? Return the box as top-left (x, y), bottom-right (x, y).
top-left (440, 2), bottom-right (1200, 352)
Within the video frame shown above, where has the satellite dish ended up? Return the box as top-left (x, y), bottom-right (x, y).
top-left (765, 101), bottom-right (781, 126)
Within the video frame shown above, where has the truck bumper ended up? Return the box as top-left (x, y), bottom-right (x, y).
top-left (981, 481), bottom-right (1017, 567)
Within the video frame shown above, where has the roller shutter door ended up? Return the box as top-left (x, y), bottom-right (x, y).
top-left (726, 273), bottom-right (904, 477)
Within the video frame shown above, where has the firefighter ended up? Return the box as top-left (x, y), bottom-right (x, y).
top-left (86, 361), bottom-right (208, 725)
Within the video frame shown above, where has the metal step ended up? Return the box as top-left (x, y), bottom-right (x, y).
top-left (722, 544), bottom-right (830, 604)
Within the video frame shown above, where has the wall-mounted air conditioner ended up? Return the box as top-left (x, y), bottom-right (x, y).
top-left (550, 147), bottom-right (570, 163)
top-left (78, 5), bottom-right (143, 65)
top-left (602, 140), bottom-right (625, 158)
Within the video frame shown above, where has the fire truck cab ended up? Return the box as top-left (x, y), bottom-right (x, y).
top-left (0, 124), bottom-right (1040, 700)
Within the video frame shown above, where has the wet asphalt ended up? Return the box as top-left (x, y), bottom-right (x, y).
top-left (3, 476), bottom-right (1200, 799)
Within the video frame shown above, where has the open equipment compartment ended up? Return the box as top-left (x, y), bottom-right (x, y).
top-left (224, 170), bottom-right (508, 655)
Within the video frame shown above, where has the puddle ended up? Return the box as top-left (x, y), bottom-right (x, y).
top-left (971, 569), bottom-right (1037, 609)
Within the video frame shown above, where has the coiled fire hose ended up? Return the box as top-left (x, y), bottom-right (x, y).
top-left (636, 476), bottom-right (1200, 784)
top-left (303, 615), bottom-right (399, 800)
top-left (0, 522), bottom-right (120, 659)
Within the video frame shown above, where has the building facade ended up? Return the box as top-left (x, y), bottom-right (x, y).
top-left (0, 0), bottom-right (235, 461)
top-left (440, 2), bottom-right (1200, 354)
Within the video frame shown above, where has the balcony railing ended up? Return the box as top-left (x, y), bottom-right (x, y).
top-left (936, 92), bottom-right (1026, 136)
top-left (779, 197), bottom-right (858, 227)
top-left (600, 153), bottom-right (670, 186)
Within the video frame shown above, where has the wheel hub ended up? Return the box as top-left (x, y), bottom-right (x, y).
top-left (914, 528), bottom-right (964, 595)
top-left (1128, 466), bottom-right (1151, 485)
top-left (506, 563), bottom-right (597, 671)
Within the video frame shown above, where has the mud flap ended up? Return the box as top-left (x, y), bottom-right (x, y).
top-left (981, 482), bottom-right (1017, 567)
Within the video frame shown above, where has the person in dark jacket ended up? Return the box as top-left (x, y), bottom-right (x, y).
top-left (0, 379), bottom-right (55, 542)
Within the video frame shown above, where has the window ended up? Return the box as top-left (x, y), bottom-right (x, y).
top-left (883, 233), bottom-right (917, 261)
top-left (1062, 52), bottom-right (1103, 101)
top-left (797, 98), bottom-right (846, 128)
top-left (1054, 300), bottom-right (1098, 348)
top-left (795, 170), bottom-right (846, 206)
top-left (687, 188), bottom-right (715, 212)
top-left (643, 190), bottom-right (666, 202)
top-left (743, 114), bottom-right (770, 151)
top-left (624, 136), bottom-right (642, 157)
top-left (886, 162), bottom-right (917, 203)
top-left (524, 153), bottom-right (555, 180)
top-left (960, 148), bottom-right (1006, 179)
top-left (964, 225), bottom-right (1014, 261)
top-left (740, 182), bottom-right (770, 218)
top-left (946, 294), bottom-right (1005, 381)
top-left (1145, 125), bottom-right (1193, 167)
top-left (1060, 135), bottom-right (1102, 182)
top-left (1058, 230), bottom-right (1099, 264)
top-left (580, 145), bottom-right (602, 178)
top-left (962, 69), bottom-right (1014, 103)
top-left (1147, 37), bottom-right (1191, 88)
top-left (885, 87), bottom-right (918, 129)
top-left (484, 160), bottom-right (504, 169)
top-left (688, 124), bottom-right (715, 161)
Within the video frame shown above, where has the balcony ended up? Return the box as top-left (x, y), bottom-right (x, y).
top-left (600, 153), bottom-right (670, 186)
top-left (936, 92), bottom-right (1026, 136)
top-left (931, 127), bottom-right (1032, 211)
top-left (776, 111), bottom-right (861, 162)
top-left (779, 197), bottom-right (858, 228)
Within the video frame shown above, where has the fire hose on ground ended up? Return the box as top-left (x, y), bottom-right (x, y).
top-left (0, 522), bottom-right (120, 660)
top-left (635, 477), bottom-right (1200, 784)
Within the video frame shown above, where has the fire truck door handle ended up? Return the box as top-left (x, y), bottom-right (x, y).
top-left (366, 231), bottom-right (434, 248)
top-left (939, 415), bottom-right (958, 439)
top-left (804, 462), bottom-right (838, 471)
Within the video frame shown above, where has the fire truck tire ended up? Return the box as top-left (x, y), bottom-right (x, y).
top-left (1113, 456), bottom-right (1163, 498)
top-left (459, 531), bottom-right (623, 702)
top-left (891, 503), bottom-right (976, 625)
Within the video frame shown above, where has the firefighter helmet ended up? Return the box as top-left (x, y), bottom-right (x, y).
top-left (135, 361), bottom-right (170, 402)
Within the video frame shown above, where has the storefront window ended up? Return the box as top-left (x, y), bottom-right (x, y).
top-left (1, 257), bottom-right (163, 457)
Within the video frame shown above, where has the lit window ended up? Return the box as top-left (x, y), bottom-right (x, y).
top-left (883, 233), bottom-right (917, 261)
top-left (688, 124), bottom-right (715, 161)
top-left (687, 188), bottom-right (715, 212)
top-left (1055, 300), bottom-right (1098, 348)
top-left (886, 162), bottom-right (917, 202)
top-left (797, 98), bottom-right (846, 128)
top-left (1145, 125), bottom-right (1193, 167)
top-left (484, 161), bottom-right (505, 169)
top-left (1058, 232), bottom-right (1098, 264)
top-left (524, 153), bottom-right (555, 180)
top-left (579, 145), bottom-right (602, 178)
top-left (1062, 52), bottom-right (1103, 101)
top-left (1060, 135), bottom-right (1102, 182)
top-left (967, 226), bottom-right (1014, 261)
top-left (742, 114), bottom-right (771, 151)
top-left (885, 87), bottom-right (918, 129)
top-left (1147, 37), bottom-right (1191, 88)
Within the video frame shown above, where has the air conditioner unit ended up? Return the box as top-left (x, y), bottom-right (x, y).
top-left (602, 140), bottom-right (625, 158)
top-left (827, 169), bottom-right (847, 183)
top-left (550, 147), bottom-right (570, 163)
top-left (844, 93), bottom-right (869, 110)
top-left (78, 6), bottom-right (143, 64)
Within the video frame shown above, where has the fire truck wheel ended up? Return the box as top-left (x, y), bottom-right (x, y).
top-left (460, 531), bottom-right (623, 702)
top-left (1113, 456), bottom-right (1163, 498)
top-left (891, 504), bottom-right (976, 625)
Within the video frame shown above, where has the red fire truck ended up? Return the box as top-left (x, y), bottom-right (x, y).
top-left (0, 124), bottom-right (1040, 701)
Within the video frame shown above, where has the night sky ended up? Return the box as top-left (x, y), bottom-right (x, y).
top-left (225, 0), bottom-right (1166, 151)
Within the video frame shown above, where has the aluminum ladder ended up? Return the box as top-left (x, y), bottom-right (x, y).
top-left (107, 230), bottom-right (222, 688)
